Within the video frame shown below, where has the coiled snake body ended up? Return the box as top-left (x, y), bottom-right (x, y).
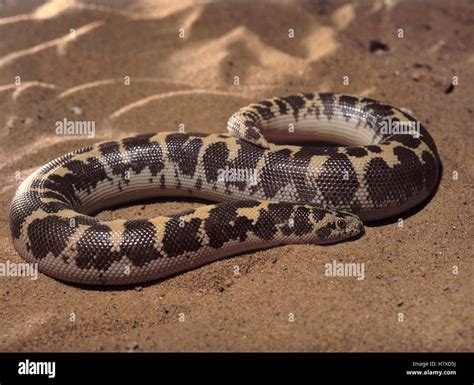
top-left (9, 93), bottom-right (440, 284)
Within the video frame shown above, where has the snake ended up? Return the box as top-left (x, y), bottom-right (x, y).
top-left (9, 93), bottom-right (440, 285)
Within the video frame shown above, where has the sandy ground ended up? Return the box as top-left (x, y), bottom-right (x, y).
top-left (0, 0), bottom-right (472, 352)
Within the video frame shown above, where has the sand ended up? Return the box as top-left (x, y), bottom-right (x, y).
top-left (0, 0), bottom-right (472, 352)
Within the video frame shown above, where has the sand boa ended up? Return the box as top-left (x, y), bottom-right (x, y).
top-left (9, 93), bottom-right (440, 285)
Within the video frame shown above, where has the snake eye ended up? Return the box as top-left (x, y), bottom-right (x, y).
top-left (336, 219), bottom-right (346, 229)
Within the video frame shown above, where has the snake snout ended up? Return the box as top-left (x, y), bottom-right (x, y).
top-left (343, 213), bottom-right (364, 237)
top-left (331, 211), bottom-right (364, 241)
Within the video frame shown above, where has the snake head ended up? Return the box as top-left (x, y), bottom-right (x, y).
top-left (227, 112), bottom-right (271, 149)
top-left (311, 207), bottom-right (364, 244)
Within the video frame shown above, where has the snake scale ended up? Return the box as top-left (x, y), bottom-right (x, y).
top-left (9, 93), bottom-right (440, 285)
